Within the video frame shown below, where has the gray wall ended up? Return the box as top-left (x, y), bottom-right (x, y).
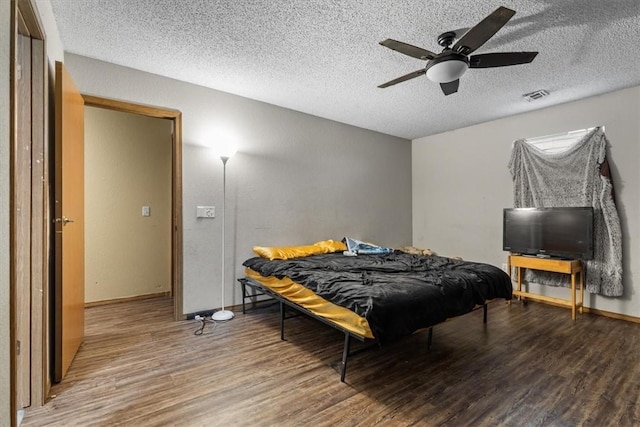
top-left (65, 54), bottom-right (412, 314)
top-left (0, 2), bottom-right (11, 425)
top-left (412, 85), bottom-right (640, 317)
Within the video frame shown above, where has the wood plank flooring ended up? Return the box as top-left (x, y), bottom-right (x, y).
top-left (23, 297), bottom-right (640, 426)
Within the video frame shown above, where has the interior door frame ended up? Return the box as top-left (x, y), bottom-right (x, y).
top-left (82, 95), bottom-right (184, 321)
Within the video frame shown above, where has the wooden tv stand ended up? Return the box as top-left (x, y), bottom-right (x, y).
top-left (507, 255), bottom-right (584, 320)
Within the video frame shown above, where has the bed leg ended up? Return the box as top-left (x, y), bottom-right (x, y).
top-left (280, 301), bottom-right (285, 341)
top-left (241, 280), bottom-right (247, 314)
top-left (340, 333), bottom-right (351, 383)
top-left (427, 327), bottom-right (433, 350)
top-left (483, 303), bottom-right (488, 324)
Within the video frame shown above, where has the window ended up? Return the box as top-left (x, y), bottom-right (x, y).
top-left (523, 127), bottom-right (603, 153)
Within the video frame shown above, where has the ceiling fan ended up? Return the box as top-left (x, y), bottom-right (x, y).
top-left (378, 6), bottom-right (538, 96)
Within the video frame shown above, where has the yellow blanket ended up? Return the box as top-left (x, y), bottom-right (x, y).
top-left (245, 268), bottom-right (374, 339)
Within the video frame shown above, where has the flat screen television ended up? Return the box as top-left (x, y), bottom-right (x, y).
top-left (503, 207), bottom-right (594, 260)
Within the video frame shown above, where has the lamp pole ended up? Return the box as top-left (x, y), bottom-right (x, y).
top-left (211, 155), bottom-right (234, 321)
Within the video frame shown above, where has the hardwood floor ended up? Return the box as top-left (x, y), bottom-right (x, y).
top-left (23, 297), bottom-right (640, 426)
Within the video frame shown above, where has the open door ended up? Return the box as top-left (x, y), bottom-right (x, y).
top-left (54, 61), bottom-right (85, 382)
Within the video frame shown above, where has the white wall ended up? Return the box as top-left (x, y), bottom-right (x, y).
top-left (65, 54), bottom-right (412, 315)
top-left (0, 2), bottom-right (12, 425)
top-left (413, 86), bottom-right (640, 316)
top-left (84, 107), bottom-right (172, 302)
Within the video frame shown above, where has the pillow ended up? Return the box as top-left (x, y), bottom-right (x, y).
top-left (253, 239), bottom-right (347, 260)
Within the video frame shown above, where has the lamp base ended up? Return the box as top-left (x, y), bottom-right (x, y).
top-left (211, 309), bottom-right (234, 321)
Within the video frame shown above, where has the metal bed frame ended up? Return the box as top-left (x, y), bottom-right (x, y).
top-left (238, 277), bottom-right (488, 382)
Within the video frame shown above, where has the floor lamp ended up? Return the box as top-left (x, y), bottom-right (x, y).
top-left (212, 152), bottom-right (235, 321)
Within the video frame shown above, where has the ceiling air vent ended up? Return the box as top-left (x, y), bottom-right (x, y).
top-left (522, 89), bottom-right (549, 102)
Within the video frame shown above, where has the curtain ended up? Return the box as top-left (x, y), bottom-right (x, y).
top-left (508, 127), bottom-right (623, 296)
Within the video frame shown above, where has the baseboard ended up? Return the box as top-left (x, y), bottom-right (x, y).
top-left (184, 309), bottom-right (215, 320)
top-left (85, 291), bottom-right (170, 308)
top-left (582, 306), bottom-right (640, 323)
top-left (184, 304), bottom-right (246, 320)
top-left (518, 299), bottom-right (640, 323)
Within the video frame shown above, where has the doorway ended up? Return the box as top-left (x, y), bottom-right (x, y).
top-left (84, 106), bottom-right (172, 305)
top-left (82, 95), bottom-right (184, 321)
top-left (11, 0), bottom-right (48, 416)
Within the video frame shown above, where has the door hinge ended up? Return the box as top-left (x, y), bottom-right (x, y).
top-left (17, 64), bottom-right (22, 81)
top-left (16, 340), bottom-right (20, 355)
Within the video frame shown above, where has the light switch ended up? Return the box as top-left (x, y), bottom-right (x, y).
top-left (142, 206), bottom-right (150, 217)
top-left (196, 206), bottom-right (215, 218)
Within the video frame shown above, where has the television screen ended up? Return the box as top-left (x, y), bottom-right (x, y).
top-left (503, 207), bottom-right (594, 260)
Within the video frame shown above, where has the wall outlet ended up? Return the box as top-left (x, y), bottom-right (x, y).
top-left (196, 206), bottom-right (215, 218)
top-left (142, 206), bottom-right (150, 217)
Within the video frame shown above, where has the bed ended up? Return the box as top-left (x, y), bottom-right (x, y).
top-left (240, 240), bottom-right (513, 382)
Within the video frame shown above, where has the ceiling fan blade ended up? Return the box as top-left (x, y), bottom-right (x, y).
top-left (469, 52), bottom-right (538, 68)
top-left (440, 79), bottom-right (459, 96)
top-left (449, 27), bottom-right (470, 39)
top-left (379, 39), bottom-right (437, 61)
top-left (452, 6), bottom-right (516, 55)
top-left (378, 69), bottom-right (427, 88)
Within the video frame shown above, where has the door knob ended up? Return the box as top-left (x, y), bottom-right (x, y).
top-left (53, 216), bottom-right (75, 225)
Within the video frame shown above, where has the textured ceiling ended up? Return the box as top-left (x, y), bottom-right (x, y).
top-left (50, 0), bottom-right (640, 140)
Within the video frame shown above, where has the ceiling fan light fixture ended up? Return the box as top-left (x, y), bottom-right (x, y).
top-left (425, 52), bottom-right (469, 83)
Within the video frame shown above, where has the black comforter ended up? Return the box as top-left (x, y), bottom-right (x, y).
top-left (243, 252), bottom-right (512, 343)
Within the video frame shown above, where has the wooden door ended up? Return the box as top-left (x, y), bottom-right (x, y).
top-left (54, 61), bottom-right (85, 382)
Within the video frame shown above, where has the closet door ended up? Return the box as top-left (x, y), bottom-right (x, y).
top-left (15, 32), bottom-right (32, 409)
